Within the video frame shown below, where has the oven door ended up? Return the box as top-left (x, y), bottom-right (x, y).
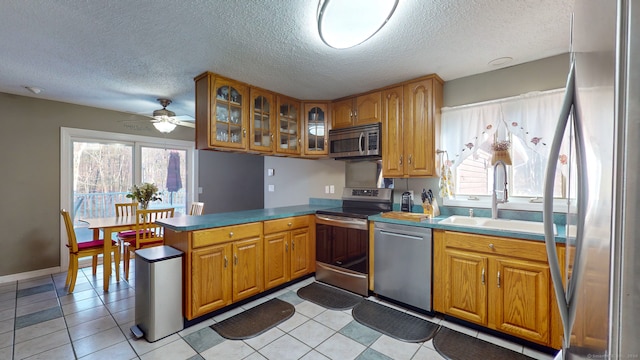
top-left (315, 214), bottom-right (369, 296)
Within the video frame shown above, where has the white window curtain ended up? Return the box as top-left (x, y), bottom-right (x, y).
top-left (440, 89), bottom-right (566, 168)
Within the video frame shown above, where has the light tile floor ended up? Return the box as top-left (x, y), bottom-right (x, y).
top-left (0, 262), bottom-right (557, 360)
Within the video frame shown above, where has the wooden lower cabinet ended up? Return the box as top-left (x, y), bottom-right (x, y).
top-left (263, 215), bottom-right (312, 289)
top-left (191, 243), bottom-right (231, 317)
top-left (177, 222), bottom-right (264, 320)
top-left (434, 230), bottom-right (561, 348)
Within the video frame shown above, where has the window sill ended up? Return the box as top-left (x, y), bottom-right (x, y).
top-left (442, 196), bottom-right (574, 213)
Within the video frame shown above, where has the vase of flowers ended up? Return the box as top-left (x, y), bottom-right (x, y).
top-left (126, 183), bottom-right (162, 209)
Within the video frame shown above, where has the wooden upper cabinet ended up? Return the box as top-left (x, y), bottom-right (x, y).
top-left (275, 95), bottom-right (301, 155)
top-left (195, 72), bottom-right (249, 151)
top-left (381, 75), bottom-right (442, 177)
top-left (331, 92), bottom-right (381, 129)
top-left (303, 102), bottom-right (329, 157)
top-left (355, 92), bottom-right (382, 126)
top-left (331, 98), bottom-right (354, 129)
top-left (249, 88), bottom-right (275, 153)
top-left (381, 86), bottom-right (404, 178)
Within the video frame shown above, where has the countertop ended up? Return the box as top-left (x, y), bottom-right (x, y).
top-left (369, 213), bottom-right (568, 243)
top-left (156, 203), bottom-right (566, 243)
top-left (156, 204), bottom-right (335, 232)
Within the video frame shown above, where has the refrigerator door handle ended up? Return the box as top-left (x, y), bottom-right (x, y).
top-left (543, 59), bottom-right (575, 348)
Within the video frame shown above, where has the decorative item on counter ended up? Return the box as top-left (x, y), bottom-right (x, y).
top-left (491, 140), bottom-right (512, 165)
top-left (126, 182), bottom-right (162, 209)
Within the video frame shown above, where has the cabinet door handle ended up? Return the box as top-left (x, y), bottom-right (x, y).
top-left (399, 155), bottom-right (403, 165)
top-left (285, 242), bottom-right (288, 252)
top-left (288, 222), bottom-right (292, 227)
top-left (349, 110), bottom-right (353, 120)
top-left (292, 240), bottom-right (295, 250)
top-left (229, 232), bottom-right (234, 238)
top-left (497, 271), bottom-right (501, 288)
top-left (224, 256), bottom-right (228, 268)
top-left (243, 128), bottom-right (247, 137)
top-left (408, 154), bottom-right (412, 165)
top-left (481, 268), bottom-right (485, 285)
top-left (353, 110), bottom-right (357, 119)
top-left (234, 254), bottom-right (238, 265)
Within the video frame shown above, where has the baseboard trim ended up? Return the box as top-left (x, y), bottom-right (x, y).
top-left (0, 267), bottom-right (63, 284)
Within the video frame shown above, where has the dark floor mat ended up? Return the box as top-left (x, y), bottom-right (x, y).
top-left (297, 282), bottom-right (363, 310)
top-left (352, 300), bottom-right (439, 343)
top-left (433, 327), bottom-right (535, 360)
top-left (210, 298), bottom-right (294, 340)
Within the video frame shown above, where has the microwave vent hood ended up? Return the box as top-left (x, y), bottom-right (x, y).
top-left (328, 122), bottom-right (381, 160)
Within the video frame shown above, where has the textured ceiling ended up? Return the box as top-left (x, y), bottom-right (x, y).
top-left (0, 0), bottom-right (573, 121)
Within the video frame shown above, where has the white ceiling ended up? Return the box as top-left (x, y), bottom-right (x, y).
top-left (0, 0), bottom-right (574, 121)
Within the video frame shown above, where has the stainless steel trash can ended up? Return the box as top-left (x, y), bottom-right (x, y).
top-left (131, 245), bottom-right (183, 342)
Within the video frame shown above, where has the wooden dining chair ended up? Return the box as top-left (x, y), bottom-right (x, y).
top-left (119, 208), bottom-right (175, 280)
top-left (189, 202), bottom-right (205, 216)
top-left (114, 202), bottom-right (138, 238)
top-left (61, 209), bottom-right (120, 292)
top-left (115, 202), bottom-right (138, 217)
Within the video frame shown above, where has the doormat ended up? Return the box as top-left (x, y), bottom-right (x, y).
top-left (433, 327), bottom-right (535, 360)
top-left (210, 298), bottom-right (294, 340)
top-left (352, 300), bottom-right (439, 343)
top-left (297, 282), bottom-right (363, 310)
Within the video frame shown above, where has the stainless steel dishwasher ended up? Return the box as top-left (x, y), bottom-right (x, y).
top-left (373, 222), bottom-right (432, 312)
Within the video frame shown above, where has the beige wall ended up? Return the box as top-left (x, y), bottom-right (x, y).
top-left (0, 93), bottom-right (193, 277)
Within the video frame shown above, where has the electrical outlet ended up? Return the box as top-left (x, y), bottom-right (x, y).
top-left (268, 184), bottom-right (275, 192)
top-left (325, 185), bottom-right (330, 194)
top-left (330, 185), bottom-right (335, 194)
top-left (198, 187), bottom-right (203, 194)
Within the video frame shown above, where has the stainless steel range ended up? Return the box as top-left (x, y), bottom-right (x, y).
top-left (315, 187), bottom-right (393, 296)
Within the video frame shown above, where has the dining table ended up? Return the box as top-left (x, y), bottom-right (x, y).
top-left (80, 215), bottom-right (137, 291)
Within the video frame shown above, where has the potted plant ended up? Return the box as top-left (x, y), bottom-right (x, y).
top-left (126, 183), bottom-right (162, 209)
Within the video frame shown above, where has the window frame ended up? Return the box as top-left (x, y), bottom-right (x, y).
top-left (60, 127), bottom-right (197, 270)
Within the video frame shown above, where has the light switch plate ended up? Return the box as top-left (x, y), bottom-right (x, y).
top-left (267, 168), bottom-right (275, 177)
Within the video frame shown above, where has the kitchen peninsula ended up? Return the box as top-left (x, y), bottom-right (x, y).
top-left (158, 203), bottom-right (334, 320)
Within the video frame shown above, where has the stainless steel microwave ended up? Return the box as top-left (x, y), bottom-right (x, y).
top-left (328, 122), bottom-right (381, 159)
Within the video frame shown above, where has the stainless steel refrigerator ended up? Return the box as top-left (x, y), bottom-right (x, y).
top-left (543, 0), bottom-right (639, 359)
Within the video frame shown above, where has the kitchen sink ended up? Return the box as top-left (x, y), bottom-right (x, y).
top-left (438, 216), bottom-right (557, 235)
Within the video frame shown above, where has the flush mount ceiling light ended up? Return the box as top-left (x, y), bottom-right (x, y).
top-left (152, 98), bottom-right (177, 133)
top-left (317, 0), bottom-right (399, 49)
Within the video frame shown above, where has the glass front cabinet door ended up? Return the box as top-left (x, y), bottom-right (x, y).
top-left (276, 96), bottom-right (301, 155)
top-left (212, 79), bottom-right (247, 149)
top-left (249, 88), bottom-right (275, 153)
top-left (303, 103), bottom-right (329, 156)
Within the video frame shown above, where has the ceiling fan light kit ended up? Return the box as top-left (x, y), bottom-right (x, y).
top-left (317, 0), bottom-right (399, 49)
top-left (152, 98), bottom-right (178, 133)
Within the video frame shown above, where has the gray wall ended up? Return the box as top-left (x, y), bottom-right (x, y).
top-left (0, 93), bottom-right (193, 276)
top-left (263, 157), bottom-right (345, 208)
top-left (443, 53), bottom-right (570, 106)
top-left (198, 151), bottom-right (264, 213)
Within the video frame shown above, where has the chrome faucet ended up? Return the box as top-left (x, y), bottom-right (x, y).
top-left (492, 160), bottom-right (508, 219)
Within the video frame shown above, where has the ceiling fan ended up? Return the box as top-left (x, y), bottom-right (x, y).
top-left (150, 98), bottom-right (195, 133)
